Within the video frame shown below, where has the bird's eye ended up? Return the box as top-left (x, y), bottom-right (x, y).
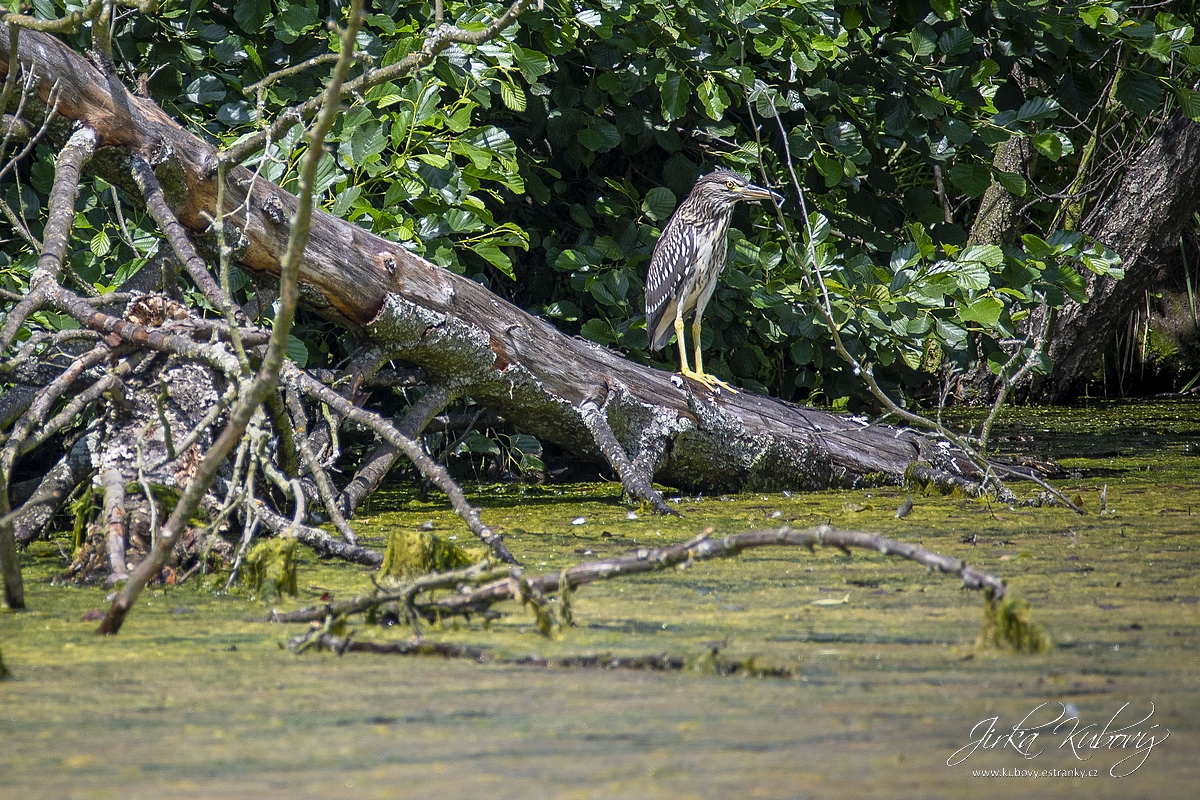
top-left (725, 180), bottom-right (736, 189)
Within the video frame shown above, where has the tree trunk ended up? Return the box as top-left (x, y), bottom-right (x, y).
top-left (0, 24), bottom-right (986, 509)
top-left (966, 135), bottom-right (1033, 249)
top-left (1032, 114), bottom-right (1200, 400)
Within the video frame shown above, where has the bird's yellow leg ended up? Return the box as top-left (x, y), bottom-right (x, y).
top-left (684, 318), bottom-right (735, 393)
top-left (673, 314), bottom-right (692, 375)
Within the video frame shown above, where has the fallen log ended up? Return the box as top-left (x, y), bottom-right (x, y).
top-left (1, 23), bottom-right (993, 503)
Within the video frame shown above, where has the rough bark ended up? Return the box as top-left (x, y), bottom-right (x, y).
top-left (1032, 114), bottom-right (1200, 400)
top-left (966, 135), bottom-right (1033, 248)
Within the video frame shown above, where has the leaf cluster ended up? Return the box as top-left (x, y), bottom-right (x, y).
top-left (3, 0), bottom-right (1198, 402)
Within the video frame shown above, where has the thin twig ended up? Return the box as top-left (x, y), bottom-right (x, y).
top-left (284, 389), bottom-right (357, 545)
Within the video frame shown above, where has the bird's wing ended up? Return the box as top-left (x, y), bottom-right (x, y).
top-left (644, 219), bottom-right (694, 351)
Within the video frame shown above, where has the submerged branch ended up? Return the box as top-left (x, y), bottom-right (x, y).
top-left (265, 524), bottom-right (1007, 626)
top-left (289, 631), bottom-right (797, 677)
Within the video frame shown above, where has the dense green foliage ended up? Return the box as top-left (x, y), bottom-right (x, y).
top-left (2, 0), bottom-right (1198, 405)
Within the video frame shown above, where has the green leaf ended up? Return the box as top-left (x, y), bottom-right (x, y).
top-left (953, 261), bottom-right (990, 291)
top-left (1080, 4), bottom-right (1118, 28)
top-left (996, 171), bottom-right (1027, 197)
top-left (957, 295), bottom-right (1003, 327)
top-left (466, 126), bottom-right (517, 159)
top-left (349, 121), bottom-right (386, 165)
top-left (943, 117), bottom-right (973, 145)
top-left (1081, 242), bottom-right (1124, 277)
top-left (576, 8), bottom-right (603, 28)
top-left (331, 185), bottom-right (361, 217)
top-left (276, 0), bottom-right (318, 44)
top-left (754, 88), bottom-right (779, 119)
top-left (466, 432), bottom-right (501, 456)
top-left (312, 151), bottom-right (343, 196)
top-left (185, 76), bottom-right (225, 105)
top-left (1032, 131), bottom-right (1063, 161)
top-left (577, 119), bottom-right (621, 153)
top-left (959, 245), bottom-right (1003, 267)
top-left (519, 453), bottom-right (546, 473)
top-left (1016, 97), bottom-right (1060, 122)
top-left (514, 47), bottom-right (551, 80)
top-left (891, 242), bottom-right (921, 272)
top-left (544, 300), bottom-right (582, 321)
top-left (641, 187), bottom-right (676, 222)
top-left (808, 213), bottom-right (832, 244)
top-left (285, 335), bottom-right (308, 367)
top-left (938, 28), bottom-right (973, 57)
top-left (579, 318), bottom-right (613, 344)
top-left (936, 317), bottom-right (968, 346)
top-left (823, 121), bottom-right (862, 155)
top-left (698, 78), bottom-right (729, 121)
top-left (217, 102), bottom-right (255, 126)
top-left (910, 24), bottom-right (938, 57)
top-left (813, 152), bottom-right (843, 187)
top-left (500, 82), bottom-right (526, 112)
top-left (470, 242), bottom-right (514, 279)
top-left (1021, 234), bottom-right (1054, 258)
top-left (660, 74), bottom-right (689, 122)
top-left (89, 230), bottom-right (112, 258)
top-left (197, 23), bottom-right (227, 43)
top-left (930, 0), bottom-right (959, 21)
top-left (1115, 72), bottom-right (1162, 116)
top-left (1175, 86), bottom-right (1200, 121)
top-left (949, 162), bottom-right (991, 197)
top-left (554, 249), bottom-right (589, 271)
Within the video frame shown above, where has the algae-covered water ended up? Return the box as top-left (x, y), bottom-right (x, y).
top-left (2, 400), bottom-right (1198, 799)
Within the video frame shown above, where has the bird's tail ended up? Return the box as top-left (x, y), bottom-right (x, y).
top-left (646, 309), bottom-right (674, 352)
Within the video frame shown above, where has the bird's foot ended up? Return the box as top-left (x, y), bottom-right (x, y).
top-left (680, 368), bottom-right (737, 394)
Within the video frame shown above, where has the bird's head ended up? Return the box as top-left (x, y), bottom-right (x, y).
top-left (697, 169), bottom-right (785, 208)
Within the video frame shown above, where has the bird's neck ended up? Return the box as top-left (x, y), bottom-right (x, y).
top-left (679, 197), bottom-right (734, 229)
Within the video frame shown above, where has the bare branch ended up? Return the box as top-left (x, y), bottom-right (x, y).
top-left (0, 126), bottom-right (96, 356)
top-left (98, 0), bottom-right (368, 635)
top-left (0, 444), bottom-right (86, 544)
top-left (243, 51), bottom-right (372, 94)
top-left (578, 396), bottom-right (675, 516)
top-left (284, 389), bottom-right (357, 545)
top-left (1, 326), bottom-right (106, 609)
top-left (128, 155), bottom-right (245, 323)
top-left (266, 524), bottom-right (1007, 625)
top-left (0, 1), bottom-right (103, 34)
top-left (284, 363), bottom-right (517, 564)
top-left (253, 501), bottom-right (382, 566)
top-left (100, 467), bottom-right (128, 585)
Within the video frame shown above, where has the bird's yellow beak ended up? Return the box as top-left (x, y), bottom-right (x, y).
top-left (736, 183), bottom-right (785, 206)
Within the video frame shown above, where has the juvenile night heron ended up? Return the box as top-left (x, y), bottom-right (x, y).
top-left (645, 169), bottom-right (783, 392)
